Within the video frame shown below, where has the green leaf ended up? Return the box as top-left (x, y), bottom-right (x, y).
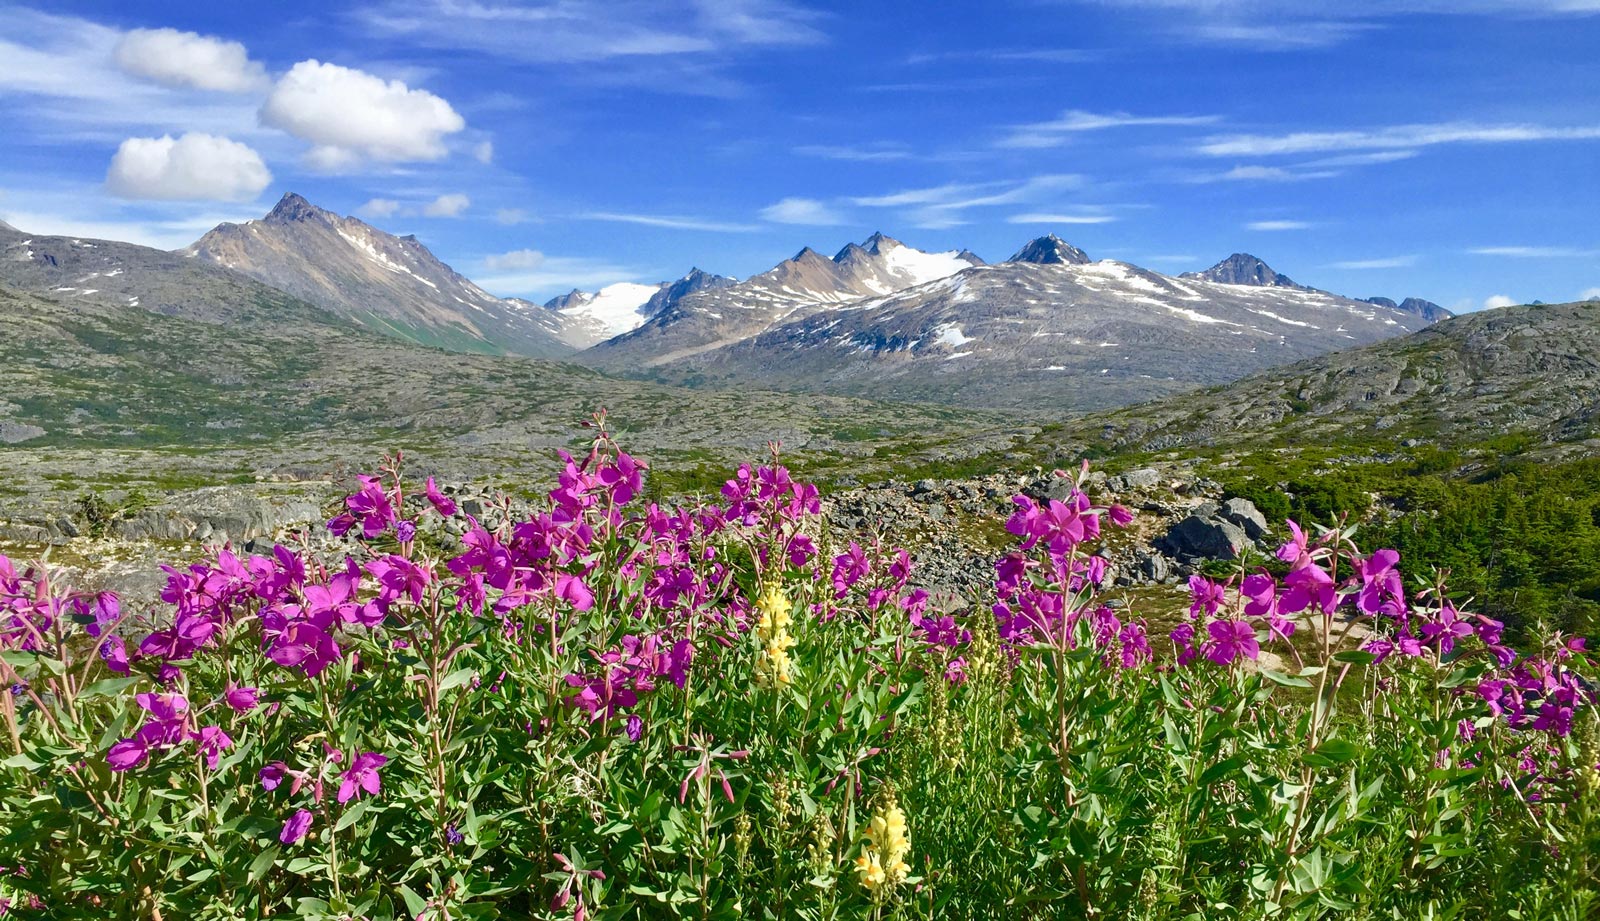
top-left (399, 884), bottom-right (428, 917)
top-left (439, 668), bottom-right (477, 693)
top-left (1331, 650), bottom-right (1377, 665)
top-left (249, 846), bottom-right (279, 884)
top-left (1260, 668), bottom-right (1313, 688)
top-left (78, 676), bottom-right (140, 699)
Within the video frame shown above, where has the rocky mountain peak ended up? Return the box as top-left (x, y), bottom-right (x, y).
top-left (0, 219), bottom-right (15, 233)
top-left (543, 289), bottom-right (593, 311)
top-left (263, 192), bottom-right (330, 225)
top-left (1397, 297), bottom-right (1453, 322)
top-left (1185, 253), bottom-right (1303, 289)
top-left (1007, 235), bottom-right (1091, 265)
top-left (861, 231), bottom-right (901, 255)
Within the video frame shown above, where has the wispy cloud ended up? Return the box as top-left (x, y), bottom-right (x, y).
top-left (1078, 1), bottom-right (1600, 47)
top-left (998, 109), bottom-right (1221, 149)
top-left (1484, 294), bottom-right (1519, 309)
top-left (1198, 121), bottom-right (1600, 157)
top-left (475, 254), bottom-right (645, 298)
top-left (850, 174), bottom-right (1085, 228)
top-left (1469, 245), bottom-right (1600, 258)
top-left (759, 197), bottom-right (845, 225)
top-left (1329, 255), bottom-right (1419, 269)
top-left (793, 143), bottom-right (915, 162)
top-left (1182, 165), bottom-right (1340, 183)
top-left (1006, 212), bottom-right (1117, 224)
top-left (905, 47), bottom-right (1101, 64)
top-left (582, 211), bottom-right (760, 232)
top-left (357, 0), bottom-right (824, 94)
top-left (1247, 220), bottom-right (1313, 231)
top-left (1581, 287), bottom-right (1600, 301)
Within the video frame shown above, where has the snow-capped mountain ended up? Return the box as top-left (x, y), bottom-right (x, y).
top-left (584, 233), bottom-right (983, 370)
top-left (619, 240), bottom-right (1437, 410)
top-left (543, 269), bottom-right (737, 349)
top-left (186, 193), bottom-right (573, 358)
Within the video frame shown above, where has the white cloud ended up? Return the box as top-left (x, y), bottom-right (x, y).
top-left (1581, 287), bottom-right (1600, 301)
top-left (358, 198), bottom-right (402, 218)
top-left (1083, 1), bottom-right (1600, 47)
top-left (851, 174), bottom-right (1084, 228)
top-left (1006, 213), bottom-right (1117, 224)
top-left (0, 203), bottom-right (262, 250)
top-left (113, 28), bottom-right (268, 93)
top-left (1484, 294), bottom-right (1519, 309)
top-left (495, 208), bottom-right (529, 225)
top-left (1247, 220), bottom-right (1313, 231)
top-left (474, 140), bottom-right (495, 164)
top-left (475, 255), bottom-right (645, 298)
top-left (793, 143), bottom-right (915, 162)
top-left (260, 60), bottom-right (466, 167)
top-left (359, 0), bottom-right (824, 64)
top-left (760, 197), bottom-right (845, 225)
top-left (1329, 255), bottom-right (1418, 269)
top-left (1183, 165), bottom-right (1340, 183)
top-left (999, 109), bottom-right (1221, 148)
top-left (105, 133), bottom-right (271, 202)
top-left (1198, 121), bottom-right (1600, 158)
top-left (422, 193), bottom-right (471, 217)
top-left (583, 211), bottom-right (760, 232)
top-left (483, 248), bottom-right (546, 271)
top-left (1470, 245), bottom-right (1598, 258)
top-left (0, 9), bottom-right (262, 142)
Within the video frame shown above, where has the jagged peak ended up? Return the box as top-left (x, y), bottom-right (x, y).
top-left (265, 192), bottom-right (331, 225)
top-left (790, 246), bottom-right (830, 263)
top-left (1184, 253), bottom-right (1303, 289)
top-left (1007, 234), bottom-right (1091, 265)
top-left (861, 231), bottom-right (902, 254)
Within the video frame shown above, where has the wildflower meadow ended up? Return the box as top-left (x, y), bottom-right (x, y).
top-left (2, 418), bottom-right (1597, 919)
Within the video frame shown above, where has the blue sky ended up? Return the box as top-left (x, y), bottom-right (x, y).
top-left (2, 0), bottom-right (1597, 310)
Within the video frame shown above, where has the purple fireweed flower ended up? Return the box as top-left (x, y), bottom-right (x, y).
top-left (1280, 562), bottom-right (1337, 617)
top-left (1419, 604), bottom-right (1474, 656)
top-left (82, 592), bottom-right (122, 638)
top-left (446, 824), bottom-right (465, 846)
top-left (1108, 504), bottom-right (1134, 528)
top-left (224, 685), bottom-right (260, 713)
top-left (194, 725), bottom-right (233, 770)
top-left (1188, 576), bottom-right (1227, 620)
top-left (1276, 520), bottom-right (1311, 568)
top-left (1356, 548), bottom-right (1405, 616)
top-left (1170, 622), bottom-right (1201, 667)
top-left (832, 543), bottom-right (870, 598)
top-left (424, 477), bottom-right (457, 517)
top-left (555, 572), bottom-right (594, 611)
top-left (395, 520), bottom-right (417, 543)
top-left (1206, 619), bottom-right (1260, 666)
top-left (625, 714), bottom-right (644, 742)
top-left (337, 751), bottom-right (388, 804)
top-left (598, 452), bottom-right (644, 504)
top-left (106, 738), bottom-right (148, 772)
top-left (260, 762), bottom-right (289, 791)
top-left (280, 809), bottom-right (314, 845)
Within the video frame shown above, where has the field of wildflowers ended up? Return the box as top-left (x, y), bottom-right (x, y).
top-left (2, 417), bottom-right (1597, 920)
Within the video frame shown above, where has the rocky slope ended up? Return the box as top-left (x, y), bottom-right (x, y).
top-left (186, 193), bottom-right (573, 358)
top-left (0, 218), bottom-right (346, 327)
top-left (626, 243), bottom-right (1434, 410)
top-left (1055, 299), bottom-right (1600, 454)
top-left (583, 232), bottom-right (983, 370)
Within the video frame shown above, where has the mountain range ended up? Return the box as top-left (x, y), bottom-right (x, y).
top-left (1, 192), bottom-right (1454, 412)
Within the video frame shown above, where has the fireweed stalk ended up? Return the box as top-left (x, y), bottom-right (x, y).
top-left (1, 423), bottom-right (1595, 919)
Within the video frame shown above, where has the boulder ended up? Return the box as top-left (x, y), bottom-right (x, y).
top-left (1220, 498), bottom-right (1270, 540)
top-left (1111, 468), bottom-right (1162, 492)
top-left (1158, 514), bottom-right (1249, 561)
